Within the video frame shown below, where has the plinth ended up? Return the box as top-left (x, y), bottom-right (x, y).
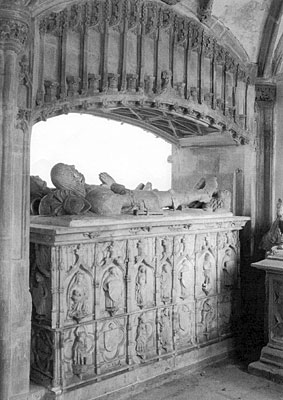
top-left (249, 246), bottom-right (283, 383)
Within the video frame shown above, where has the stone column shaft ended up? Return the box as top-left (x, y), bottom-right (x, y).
top-left (0, 5), bottom-right (31, 399)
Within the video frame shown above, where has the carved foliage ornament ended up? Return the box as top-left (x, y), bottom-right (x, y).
top-left (255, 84), bottom-right (276, 103)
top-left (0, 19), bottom-right (29, 45)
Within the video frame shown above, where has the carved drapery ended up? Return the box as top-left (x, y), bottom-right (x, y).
top-left (30, 214), bottom-right (248, 395)
top-left (29, 0), bottom-right (255, 146)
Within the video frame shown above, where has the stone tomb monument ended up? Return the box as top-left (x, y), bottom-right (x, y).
top-left (29, 165), bottom-right (249, 399)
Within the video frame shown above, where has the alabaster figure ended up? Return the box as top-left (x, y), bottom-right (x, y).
top-left (68, 272), bottom-right (89, 321)
top-left (222, 247), bottom-right (236, 288)
top-left (260, 199), bottom-right (283, 251)
top-left (135, 265), bottom-right (147, 308)
top-left (160, 264), bottom-right (172, 303)
top-left (30, 162), bottom-right (232, 217)
top-left (103, 267), bottom-right (123, 315)
top-left (135, 314), bottom-right (149, 360)
top-left (32, 271), bottom-right (50, 318)
top-left (202, 253), bottom-right (212, 295)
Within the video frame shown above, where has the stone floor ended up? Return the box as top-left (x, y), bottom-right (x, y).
top-left (99, 359), bottom-right (283, 400)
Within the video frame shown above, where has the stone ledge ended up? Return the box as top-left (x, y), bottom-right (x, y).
top-left (248, 360), bottom-right (283, 384)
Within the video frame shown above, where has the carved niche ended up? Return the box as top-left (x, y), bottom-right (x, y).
top-left (158, 307), bottom-right (172, 353)
top-left (197, 297), bottom-right (217, 343)
top-left (67, 270), bottom-right (92, 322)
top-left (217, 231), bottom-right (239, 292)
top-left (157, 237), bottom-right (173, 304)
top-left (128, 238), bottom-right (155, 310)
top-left (64, 325), bottom-right (95, 382)
top-left (174, 235), bottom-right (195, 301)
top-left (134, 311), bottom-right (155, 363)
top-left (96, 240), bottom-right (126, 317)
top-left (64, 244), bottom-right (94, 323)
top-left (174, 303), bottom-right (195, 348)
top-left (31, 326), bottom-right (53, 379)
top-left (30, 244), bottom-right (52, 323)
top-left (97, 319), bottom-right (126, 373)
top-left (195, 234), bottom-right (217, 297)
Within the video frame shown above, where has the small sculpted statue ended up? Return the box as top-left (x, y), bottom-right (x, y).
top-left (30, 163), bottom-right (230, 217)
top-left (260, 199), bottom-right (283, 252)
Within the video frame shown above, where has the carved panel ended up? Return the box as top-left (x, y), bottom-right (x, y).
top-left (195, 234), bottom-right (217, 297)
top-left (66, 269), bottom-right (93, 323)
top-left (131, 311), bottom-right (156, 364)
top-left (31, 326), bottom-right (53, 382)
top-left (196, 296), bottom-right (218, 343)
top-left (158, 307), bottom-right (173, 354)
top-left (95, 240), bottom-right (127, 318)
top-left (174, 302), bottom-right (195, 349)
top-left (64, 325), bottom-right (95, 382)
top-left (97, 318), bottom-right (126, 373)
top-left (128, 238), bottom-right (155, 311)
top-left (174, 235), bottom-right (195, 302)
top-left (30, 244), bottom-right (52, 324)
top-left (156, 236), bottom-right (173, 304)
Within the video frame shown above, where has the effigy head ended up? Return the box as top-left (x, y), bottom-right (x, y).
top-left (50, 163), bottom-right (86, 197)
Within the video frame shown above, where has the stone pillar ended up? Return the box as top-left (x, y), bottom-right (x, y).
top-left (0, 3), bottom-right (31, 399)
top-left (254, 82), bottom-right (276, 251)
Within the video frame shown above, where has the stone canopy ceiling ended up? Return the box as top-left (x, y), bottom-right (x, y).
top-left (19, 0), bottom-right (283, 144)
top-left (24, 0), bottom-right (283, 77)
top-left (175, 0), bottom-right (273, 63)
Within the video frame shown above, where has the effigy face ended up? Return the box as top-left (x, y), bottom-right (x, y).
top-left (50, 163), bottom-right (86, 197)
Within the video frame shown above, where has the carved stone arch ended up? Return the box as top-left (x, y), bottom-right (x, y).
top-left (257, 0), bottom-right (283, 78)
top-left (65, 266), bottom-right (94, 323)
